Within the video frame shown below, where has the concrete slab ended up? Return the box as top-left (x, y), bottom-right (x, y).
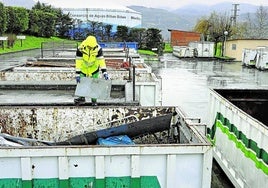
top-left (0, 89), bottom-right (130, 105)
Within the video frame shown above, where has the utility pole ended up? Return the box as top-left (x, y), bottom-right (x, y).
top-left (231, 4), bottom-right (239, 26)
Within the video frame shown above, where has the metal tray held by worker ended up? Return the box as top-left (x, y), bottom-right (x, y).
top-left (74, 77), bottom-right (112, 99)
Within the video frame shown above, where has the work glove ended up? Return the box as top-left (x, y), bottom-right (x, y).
top-left (103, 72), bottom-right (109, 80)
top-left (76, 75), bottom-right (80, 83)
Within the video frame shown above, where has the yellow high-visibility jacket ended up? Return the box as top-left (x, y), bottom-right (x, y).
top-left (75, 43), bottom-right (106, 77)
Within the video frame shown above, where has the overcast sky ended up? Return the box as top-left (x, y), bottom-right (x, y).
top-left (40, 0), bottom-right (268, 10)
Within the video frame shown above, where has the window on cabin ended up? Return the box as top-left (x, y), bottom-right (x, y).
top-left (232, 44), bottom-right (236, 50)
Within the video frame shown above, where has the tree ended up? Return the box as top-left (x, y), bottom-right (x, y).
top-left (128, 28), bottom-right (146, 49)
top-left (5, 6), bottom-right (29, 34)
top-left (254, 5), bottom-right (268, 38)
top-left (231, 22), bottom-right (249, 39)
top-left (229, 5), bottom-right (268, 39)
top-left (116, 25), bottom-right (129, 42)
top-left (193, 11), bottom-right (232, 43)
top-left (104, 24), bottom-right (112, 42)
top-left (207, 12), bottom-right (232, 43)
top-left (193, 18), bottom-right (210, 41)
top-left (28, 9), bottom-right (56, 37)
top-left (0, 2), bottom-right (7, 35)
top-left (56, 12), bottom-right (73, 38)
top-left (27, 9), bottom-right (42, 36)
top-left (39, 12), bottom-right (56, 37)
top-left (32, 1), bottom-right (60, 15)
top-left (87, 21), bottom-right (99, 36)
top-left (144, 28), bottom-right (164, 55)
top-left (30, 1), bottom-right (70, 38)
top-left (246, 12), bottom-right (256, 38)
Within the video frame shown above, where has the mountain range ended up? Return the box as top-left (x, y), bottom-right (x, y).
top-left (129, 3), bottom-right (263, 39)
top-left (1, 0), bottom-right (265, 39)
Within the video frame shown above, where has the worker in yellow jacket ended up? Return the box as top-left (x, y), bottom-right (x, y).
top-left (74, 35), bottom-right (109, 105)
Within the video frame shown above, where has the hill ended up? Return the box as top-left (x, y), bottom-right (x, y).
top-left (130, 3), bottom-right (266, 40)
top-left (129, 3), bottom-right (263, 39)
top-left (128, 6), bottom-right (195, 40)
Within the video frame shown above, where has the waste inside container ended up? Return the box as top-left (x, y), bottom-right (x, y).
top-left (97, 135), bottom-right (135, 145)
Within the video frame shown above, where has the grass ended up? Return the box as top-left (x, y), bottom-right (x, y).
top-left (0, 35), bottom-right (171, 58)
top-left (138, 49), bottom-right (158, 56)
top-left (138, 42), bottom-right (172, 57)
top-left (163, 43), bottom-right (172, 53)
top-left (0, 35), bottom-right (69, 54)
top-left (214, 55), bottom-right (235, 61)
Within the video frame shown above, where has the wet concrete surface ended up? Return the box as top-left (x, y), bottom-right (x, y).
top-left (153, 53), bottom-right (268, 125)
top-left (0, 49), bottom-right (40, 71)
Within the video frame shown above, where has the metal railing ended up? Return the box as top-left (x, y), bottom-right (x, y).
top-left (40, 41), bottom-right (78, 58)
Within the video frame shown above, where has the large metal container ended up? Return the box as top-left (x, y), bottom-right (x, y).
top-left (207, 89), bottom-right (268, 188)
top-left (241, 48), bottom-right (257, 67)
top-left (255, 48), bottom-right (268, 70)
top-left (189, 41), bottom-right (215, 58)
top-left (0, 105), bottom-right (212, 188)
top-left (0, 66), bottom-right (162, 106)
top-left (241, 47), bottom-right (268, 70)
top-left (172, 46), bottom-right (195, 58)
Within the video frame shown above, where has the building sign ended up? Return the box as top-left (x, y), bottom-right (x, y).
top-left (64, 8), bottom-right (141, 28)
top-left (72, 13), bottom-right (140, 20)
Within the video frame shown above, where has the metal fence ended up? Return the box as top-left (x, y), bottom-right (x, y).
top-left (40, 41), bottom-right (78, 58)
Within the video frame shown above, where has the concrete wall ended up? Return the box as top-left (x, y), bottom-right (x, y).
top-left (225, 39), bottom-right (268, 61)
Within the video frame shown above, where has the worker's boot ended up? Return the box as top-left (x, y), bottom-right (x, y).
top-left (74, 97), bottom-right (85, 105)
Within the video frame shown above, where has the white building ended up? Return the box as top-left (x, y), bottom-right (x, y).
top-left (47, 0), bottom-right (142, 29)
